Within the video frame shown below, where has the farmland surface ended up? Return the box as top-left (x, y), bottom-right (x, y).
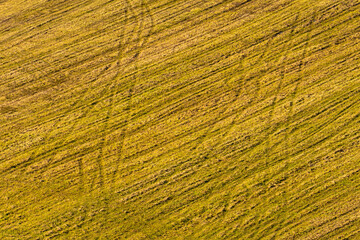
top-left (1, 0), bottom-right (360, 239)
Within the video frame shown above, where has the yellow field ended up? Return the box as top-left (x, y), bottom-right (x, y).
top-left (1, 0), bottom-right (360, 239)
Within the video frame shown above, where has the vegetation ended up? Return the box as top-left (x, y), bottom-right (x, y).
top-left (1, 0), bottom-right (360, 238)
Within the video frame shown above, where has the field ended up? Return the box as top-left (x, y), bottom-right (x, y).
top-left (1, 0), bottom-right (360, 239)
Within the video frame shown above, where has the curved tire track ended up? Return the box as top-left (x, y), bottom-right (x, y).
top-left (111, 0), bottom-right (154, 187)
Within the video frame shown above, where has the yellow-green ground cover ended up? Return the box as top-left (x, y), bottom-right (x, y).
top-left (1, 0), bottom-right (360, 238)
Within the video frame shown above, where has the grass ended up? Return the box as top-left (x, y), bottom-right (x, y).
top-left (1, 0), bottom-right (360, 239)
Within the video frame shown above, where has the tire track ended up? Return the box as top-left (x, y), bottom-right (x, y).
top-left (139, 109), bottom-right (360, 230)
top-left (4, 13), bottom-right (125, 188)
top-left (233, 87), bottom-right (360, 186)
top-left (56, 1), bottom-right (138, 226)
top-left (88, 0), bottom-right (148, 191)
top-left (2, 0), bottom-right (358, 86)
top-left (251, 38), bottom-right (276, 103)
top-left (140, 27), bottom-right (304, 156)
top-left (260, 14), bottom-right (300, 162)
top-left (243, 98), bottom-right (360, 200)
top-left (192, 32), bottom-right (278, 159)
top-left (0, 0), bottom-right (250, 86)
top-left (2, 0), bottom-right (346, 186)
top-left (130, 15), bottom-right (358, 124)
top-left (9, 60), bottom-right (351, 180)
top-left (88, 0), bottom-right (138, 191)
top-left (23, 66), bottom-right (109, 181)
top-left (131, 88), bottom-right (360, 229)
top-left (85, 0), bottom-right (154, 227)
top-left (3, 1), bottom-right (360, 237)
top-left (188, 14), bottom-right (312, 163)
top-left (2, 44), bottom-right (111, 233)
top-left (1, 13), bottom-right (300, 126)
top-left (115, 109), bottom-right (282, 207)
top-left (111, 0), bottom-right (154, 186)
top-left (64, 0), bottom-right (142, 192)
top-left (111, 85), bottom-right (295, 176)
top-left (178, 34), bottom-right (268, 158)
top-left (90, 0), bottom-right (138, 191)
top-left (193, 31), bottom-right (278, 164)
top-left (167, 53), bottom-right (247, 175)
top-left (283, 13), bottom-right (316, 148)
top-left (147, 0), bottom-right (256, 45)
top-left (9, 51), bottom-right (253, 162)
top-left (134, 3), bottom-right (360, 90)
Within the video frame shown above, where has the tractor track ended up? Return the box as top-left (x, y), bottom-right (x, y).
top-left (111, 0), bottom-right (154, 186)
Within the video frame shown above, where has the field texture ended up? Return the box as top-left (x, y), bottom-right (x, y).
top-left (1, 0), bottom-right (360, 239)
